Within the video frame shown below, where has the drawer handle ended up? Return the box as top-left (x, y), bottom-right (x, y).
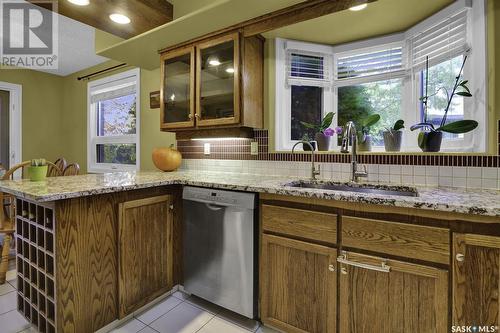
top-left (328, 264), bottom-right (335, 272)
top-left (456, 253), bottom-right (465, 262)
top-left (337, 252), bottom-right (391, 273)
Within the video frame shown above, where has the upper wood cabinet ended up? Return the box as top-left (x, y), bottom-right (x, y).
top-left (260, 234), bottom-right (337, 333)
top-left (453, 233), bottom-right (500, 328)
top-left (118, 195), bottom-right (174, 318)
top-left (338, 251), bottom-right (448, 333)
top-left (160, 31), bottom-right (263, 132)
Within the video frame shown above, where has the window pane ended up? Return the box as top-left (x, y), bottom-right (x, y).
top-left (290, 53), bottom-right (324, 79)
top-left (420, 55), bottom-right (464, 140)
top-left (291, 85), bottom-right (323, 141)
top-left (96, 94), bottom-right (136, 136)
top-left (96, 144), bottom-right (136, 165)
top-left (338, 79), bottom-right (402, 146)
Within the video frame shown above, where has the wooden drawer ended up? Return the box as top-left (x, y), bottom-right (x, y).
top-left (342, 216), bottom-right (449, 264)
top-left (262, 204), bottom-right (337, 244)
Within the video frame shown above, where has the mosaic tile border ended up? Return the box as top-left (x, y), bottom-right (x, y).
top-left (177, 127), bottom-right (500, 167)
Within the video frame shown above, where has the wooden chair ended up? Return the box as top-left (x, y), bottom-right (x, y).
top-left (48, 157), bottom-right (67, 177)
top-left (0, 161), bottom-right (62, 283)
top-left (63, 163), bottom-right (80, 176)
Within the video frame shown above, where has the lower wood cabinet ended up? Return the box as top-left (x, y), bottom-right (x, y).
top-left (453, 233), bottom-right (500, 328)
top-left (260, 234), bottom-right (337, 333)
top-left (338, 251), bottom-right (448, 333)
top-left (118, 195), bottom-right (175, 317)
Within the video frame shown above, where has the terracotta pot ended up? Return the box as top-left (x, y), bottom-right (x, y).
top-left (152, 146), bottom-right (182, 171)
top-left (383, 131), bottom-right (403, 152)
top-left (315, 133), bottom-right (332, 151)
top-left (418, 131), bottom-right (443, 152)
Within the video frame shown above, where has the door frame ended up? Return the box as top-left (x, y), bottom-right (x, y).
top-left (0, 81), bottom-right (22, 173)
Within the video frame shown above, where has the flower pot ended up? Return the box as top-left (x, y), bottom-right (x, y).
top-left (357, 135), bottom-right (373, 152)
top-left (418, 131), bottom-right (443, 152)
top-left (315, 133), bottom-right (331, 151)
top-left (383, 130), bottom-right (403, 152)
top-left (302, 141), bottom-right (317, 151)
top-left (28, 165), bottom-right (48, 181)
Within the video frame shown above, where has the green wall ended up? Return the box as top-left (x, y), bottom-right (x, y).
top-left (0, 61), bottom-right (175, 173)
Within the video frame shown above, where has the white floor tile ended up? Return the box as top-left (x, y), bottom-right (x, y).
top-left (197, 317), bottom-right (252, 333)
top-left (0, 310), bottom-right (31, 333)
top-left (7, 278), bottom-right (17, 289)
top-left (17, 326), bottom-right (38, 333)
top-left (216, 309), bottom-right (260, 332)
top-left (110, 318), bottom-right (147, 333)
top-left (136, 296), bottom-right (182, 324)
top-left (172, 291), bottom-right (190, 301)
top-left (0, 283), bottom-right (15, 296)
top-left (0, 291), bottom-right (17, 314)
top-left (6, 270), bottom-right (16, 282)
top-left (255, 325), bottom-right (280, 333)
top-left (150, 302), bottom-right (214, 333)
top-left (138, 327), bottom-right (159, 333)
top-left (185, 296), bottom-right (222, 315)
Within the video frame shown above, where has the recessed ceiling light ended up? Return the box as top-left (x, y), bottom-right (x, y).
top-left (225, 67), bottom-right (234, 74)
top-left (67, 0), bottom-right (89, 6)
top-left (208, 58), bottom-right (221, 66)
top-left (109, 13), bottom-right (131, 24)
top-left (349, 3), bottom-right (368, 11)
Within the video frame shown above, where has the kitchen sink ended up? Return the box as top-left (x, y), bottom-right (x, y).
top-left (284, 181), bottom-right (419, 197)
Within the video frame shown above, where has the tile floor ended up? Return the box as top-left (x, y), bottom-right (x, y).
top-left (0, 270), bottom-right (277, 333)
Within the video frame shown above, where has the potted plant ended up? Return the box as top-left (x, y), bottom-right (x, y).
top-left (300, 133), bottom-right (317, 151)
top-left (410, 56), bottom-right (478, 152)
top-left (301, 112), bottom-right (335, 151)
top-left (28, 159), bottom-right (48, 181)
top-left (383, 119), bottom-right (405, 152)
top-left (357, 114), bottom-right (380, 152)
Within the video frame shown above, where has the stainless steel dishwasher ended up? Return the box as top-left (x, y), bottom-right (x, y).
top-left (182, 186), bottom-right (257, 318)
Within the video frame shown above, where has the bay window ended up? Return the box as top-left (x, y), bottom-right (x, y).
top-left (274, 0), bottom-right (486, 152)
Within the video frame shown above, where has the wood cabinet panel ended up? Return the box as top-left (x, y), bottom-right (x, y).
top-left (339, 251), bottom-right (448, 333)
top-left (262, 204), bottom-right (337, 244)
top-left (118, 195), bottom-right (174, 317)
top-left (261, 234), bottom-right (337, 333)
top-left (453, 233), bottom-right (500, 328)
top-left (342, 216), bottom-right (449, 264)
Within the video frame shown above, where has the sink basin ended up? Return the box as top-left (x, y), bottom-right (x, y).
top-left (284, 181), bottom-right (418, 197)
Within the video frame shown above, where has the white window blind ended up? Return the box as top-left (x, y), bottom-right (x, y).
top-left (336, 46), bottom-right (404, 81)
top-left (286, 50), bottom-right (331, 87)
top-left (410, 9), bottom-right (469, 70)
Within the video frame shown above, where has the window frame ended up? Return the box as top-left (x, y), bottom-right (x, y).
top-left (87, 68), bottom-right (141, 173)
top-left (274, 0), bottom-right (487, 153)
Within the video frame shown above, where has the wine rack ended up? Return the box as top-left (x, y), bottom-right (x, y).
top-left (15, 198), bottom-right (56, 333)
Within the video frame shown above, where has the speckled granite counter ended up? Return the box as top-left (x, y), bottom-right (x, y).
top-left (0, 170), bottom-right (499, 217)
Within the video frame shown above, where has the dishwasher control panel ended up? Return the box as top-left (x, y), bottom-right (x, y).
top-left (183, 186), bottom-right (255, 209)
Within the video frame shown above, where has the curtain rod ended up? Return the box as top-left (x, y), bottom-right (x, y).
top-left (77, 63), bottom-right (127, 81)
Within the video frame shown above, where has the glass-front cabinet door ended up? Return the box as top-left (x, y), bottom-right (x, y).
top-left (160, 46), bottom-right (195, 129)
top-left (196, 33), bottom-right (240, 126)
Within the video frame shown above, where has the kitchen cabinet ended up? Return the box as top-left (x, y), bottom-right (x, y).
top-left (260, 234), bottom-right (337, 333)
top-left (338, 251), bottom-right (448, 333)
top-left (160, 31), bottom-right (263, 133)
top-left (453, 233), bottom-right (500, 328)
top-left (118, 195), bottom-right (175, 317)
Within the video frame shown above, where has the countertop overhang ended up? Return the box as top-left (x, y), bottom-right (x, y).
top-left (1, 170), bottom-right (499, 218)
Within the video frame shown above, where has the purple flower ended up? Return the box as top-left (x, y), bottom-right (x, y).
top-left (323, 128), bottom-right (334, 136)
top-left (335, 126), bottom-right (343, 135)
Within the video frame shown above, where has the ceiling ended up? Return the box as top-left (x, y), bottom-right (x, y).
top-left (30, 0), bottom-right (173, 39)
top-left (262, 0), bottom-right (454, 45)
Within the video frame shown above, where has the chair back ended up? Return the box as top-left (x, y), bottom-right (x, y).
top-left (2, 161), bottom-right (62, 180)
top-left (63, 163), bottom-right (80, 176)
top-left (48, 157), bottom-right (67, 177)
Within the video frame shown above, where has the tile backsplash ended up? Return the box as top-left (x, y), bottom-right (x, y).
top-left (180, 159), bottom-right (500, 190)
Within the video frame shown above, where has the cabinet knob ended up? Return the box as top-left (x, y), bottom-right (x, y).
top-left (188, 114), bottom-right (193, 120)
top-left (341, 267), bottom-right (348, 275)
top-left (328, 264), bottom-right (335, 272)
top-left (169, 204), bottom-right (174, 210)
top-left (456, 253), bottom-right (465, 262)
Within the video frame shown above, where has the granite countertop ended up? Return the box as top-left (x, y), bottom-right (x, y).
top-left (0, 170), bottom-right (499, 217)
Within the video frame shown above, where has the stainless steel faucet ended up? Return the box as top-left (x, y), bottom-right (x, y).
top-left (292, 141), bottom-right (320, 180)
top-left (340, 121), bottom-right (368, 182)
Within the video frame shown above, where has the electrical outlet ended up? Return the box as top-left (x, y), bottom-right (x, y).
top-left (250, 141), bottom-right (258, 155)
top-left (204, 143), bottom-right (211, 155)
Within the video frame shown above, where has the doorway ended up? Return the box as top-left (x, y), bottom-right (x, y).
top-left (0, 82), bottom-right (22, 175)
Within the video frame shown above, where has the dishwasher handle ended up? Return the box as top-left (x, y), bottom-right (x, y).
top-left (205, 203), bottom-right (225, 211)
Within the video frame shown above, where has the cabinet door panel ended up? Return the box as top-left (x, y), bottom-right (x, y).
top-left (118, 195), bottom-right (174, 317)
top-left (261, 234), bottom-right (336, 333)
top-left (196, 32), bottom-right (240, 127)
top-left (339, 251), bottom-right (448, 333)
top-left (453, 233), bottom-right (500, 327)
top-left (161, 46), bottom-right (195, 129)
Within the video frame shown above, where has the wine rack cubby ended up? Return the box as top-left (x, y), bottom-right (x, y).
top-left (15, 198), bottom-right (56, 333)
